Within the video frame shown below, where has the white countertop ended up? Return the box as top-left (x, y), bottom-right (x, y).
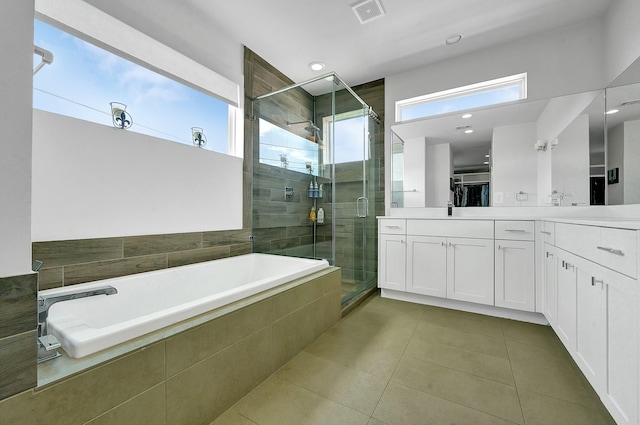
top-left (378, 216), bottom-right (640, 230)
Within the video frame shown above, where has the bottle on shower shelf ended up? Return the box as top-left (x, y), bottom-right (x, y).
top-left (317, 207), bottom-right (325, 224)
top-left (309, 206), bottom-right (316, 223)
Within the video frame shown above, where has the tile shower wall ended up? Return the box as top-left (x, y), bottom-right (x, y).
top-left (33, 229), bottom-right (252, 290)
top-left (0, 269), bottom-right (341, 425)
top-left (245, 47), bottom-right (385, 270)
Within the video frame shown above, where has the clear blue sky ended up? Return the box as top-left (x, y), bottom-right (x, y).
top-left (33, 20), bottom-right (229, 153)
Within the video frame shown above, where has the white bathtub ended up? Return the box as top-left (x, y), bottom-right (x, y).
top-left (42, 254), bottom-right (330, 359)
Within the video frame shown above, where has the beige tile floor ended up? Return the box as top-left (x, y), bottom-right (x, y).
top-left (211, 293), bottom-right (617, 425)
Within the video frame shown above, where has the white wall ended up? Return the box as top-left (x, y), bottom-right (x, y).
top-left (624, 120), bottom-right (640, 204)
top-left (32, 110), bottom-right (243, 241)
top-left (607, 122), bottom-right (625, 205)
top-left (0, 0), bottom-right (34, 276)
top-left (403, 137), bottom-right (427, 207)
top-left (492, 123), bottom-right (538, 206)
top-left (552, 115), bottom-right (590, 206)
top-left (604, 0), bottom-right (640, 85)
top-left (425, 143), bottom-right (452, 207)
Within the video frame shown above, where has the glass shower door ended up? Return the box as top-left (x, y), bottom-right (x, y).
top-left (330, 99), bottom-right (378, 304)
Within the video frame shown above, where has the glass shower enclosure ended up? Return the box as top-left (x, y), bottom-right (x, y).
top-left (251, 73), bottom-right (380, 305)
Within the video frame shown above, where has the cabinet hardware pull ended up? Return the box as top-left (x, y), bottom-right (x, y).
top-left (441, 242), bottom-right (446, 247)
top-left (498, 245), bottom-right (502, 250)
top-left (505, 229), bottom-right (526, 232)
top-left (596, 246), bottom-right (624, 256)
top-left (591, 276), bottom-right (604, 287)
top-left (546, 252), bottom-right (553, 258)
top-left (540, 231), bottom-right (552, 235)
top-left (562, 260), bottom-right (565, 267)
top-left (566, 263), bottom-right (574, 270)
top-left (385, 225), bottom-right (401, 229)
top-left (448, 242), bottom-right (453, 247)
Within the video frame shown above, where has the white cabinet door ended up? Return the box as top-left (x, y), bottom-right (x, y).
top-left (602, 267), bottom-right (638, 425)
top-left (407, 235), bottom-right (447, 297)
top-left (446, 237), bottom-right (494, 305)
top-left (575, 259), bottom-right (606, 392)
top-left (378, 234), bottom-right (406, 291)
top-left (555, 250), bottom-right (577, 351)
top-left (495, 239), bottom-right (535, 311)
top-left (543, 244), bottom-right (558, 326)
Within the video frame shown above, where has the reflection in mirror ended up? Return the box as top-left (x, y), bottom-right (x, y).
top-left (391, 130), bottom-right (405, 207)
top-left (606, 58), bottom-right (640, 205)
top-left (391, 90), bottom-right (607, 207)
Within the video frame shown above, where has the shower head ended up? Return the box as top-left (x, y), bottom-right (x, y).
top-left (287, 120), bottom-right (319, 133)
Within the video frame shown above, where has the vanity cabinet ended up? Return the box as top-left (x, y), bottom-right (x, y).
top-left (548, 222), bottom-right (639, 425)
top-left (494, 220), bottom-right (535, 311)
top-left (378, 219), bottom-right (406, 292)
top-left (379, 218), bottom-right (495, 306)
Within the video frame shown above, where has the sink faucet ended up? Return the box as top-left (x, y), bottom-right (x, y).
top-left (37, 286), bottom-right (117, 362)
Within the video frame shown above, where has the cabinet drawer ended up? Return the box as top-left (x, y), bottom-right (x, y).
top-left (379, 219), bottom-right (406, 234)
top-left (555, 223), bottom-right (637, 278)
top-left (407, 219), bottom-right (493, 239)
top-left (540, 221), bottom-right (555, 244)
top-left (495, 220), bottom-right (534, 241)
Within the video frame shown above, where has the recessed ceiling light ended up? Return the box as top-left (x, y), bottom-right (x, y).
top-left (445, 34), bottom-right (462, 45)
top-left (462, 113), bottom-right (472, 119)
top-left (464, 129), bottom-right (474, 134)
top-left (606, 109), bottom-right (619, 115)
top-left (484, 161), bottom-right (490, 165)
top-left (485, 154), bottom-right (490, 158)
top-left (309, 62), bottom-right (325, 71)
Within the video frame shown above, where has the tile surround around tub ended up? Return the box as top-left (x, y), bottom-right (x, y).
top-left (32, 229), bottom-right (252, 288)
top-left (0, 272), bottom-right (37, 400)
top-left (0, 268), bottom-right (341, 424)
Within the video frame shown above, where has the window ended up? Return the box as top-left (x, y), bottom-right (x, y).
top-left (259, 119), bottom-right (320, 175)
top-left (33, 20), bottom-right (230, 154)
top-left (396, 73), bottom-right (527, 122)
top-left (327, 111), bottom-right (369, 164)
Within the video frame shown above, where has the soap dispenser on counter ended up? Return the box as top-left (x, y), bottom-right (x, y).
top-left (447, 201), bottom-right (453, 216)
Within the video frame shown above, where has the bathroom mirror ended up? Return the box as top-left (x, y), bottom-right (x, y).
top-left (605, 57), bottom-right (640, 205)
top-left (390, 89), bottom-right (607, 207)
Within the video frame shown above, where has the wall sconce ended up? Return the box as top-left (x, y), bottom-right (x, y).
top-left (110, 102), bottom-right (132, 129)
top-left (534, 139), bottom-right (547, 152)
top-left (191, 127), bottom-right (207, 148)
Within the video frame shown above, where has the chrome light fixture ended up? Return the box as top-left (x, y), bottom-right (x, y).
top-left (110, 102), bottom-right (133, 129)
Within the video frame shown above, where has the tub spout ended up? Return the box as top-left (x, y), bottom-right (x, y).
top-left (37, 286), bottom-right (117, 362)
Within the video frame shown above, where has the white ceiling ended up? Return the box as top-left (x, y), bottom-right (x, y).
top-left (85, 0), bottom-right (614, 88)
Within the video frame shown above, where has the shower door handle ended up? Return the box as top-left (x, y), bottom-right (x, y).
top-left (356, 197), bottom-right (369, 218)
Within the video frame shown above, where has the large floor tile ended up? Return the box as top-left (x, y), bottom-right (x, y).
top-left (209, 408), bottom-right (258, 425)
top-left (326, 309), bottom-right (417, 354)
top-left (392, 356), bottom-right (523, 424)
top-left (304, 332), bottom-right (402, 379)
top-left (275, 351), bottom-right (387, 415)
top-left (404, 336), bottom-right (514, 385)
top-left (501, 318), bottom-right (564, 350)
top-left (518, 390), bottom-right (610, 425)
top-left (506, 338), bottom-right (575, 372)
top-left (234, 376), bottom-right (370, 425)
top-left (359, 295), bottom-right (427, 320)
top-left (420, 306), bottom-right (504, 339)
top-left (510, 353), bottom-right (600, 408)
top-left (413, 321), bottom-right (509, 359)
top-left (373, 381), bottom-right (519, 425)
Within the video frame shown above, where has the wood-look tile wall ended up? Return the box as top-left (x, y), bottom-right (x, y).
top-left (244, 47), bottom-right (385, 272)
top-left (0, 273), bottom-right (37, 400)
top-left (33, 229), bottom-right (252, 290)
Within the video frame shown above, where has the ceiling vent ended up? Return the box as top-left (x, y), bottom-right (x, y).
top-left (352, 0), bottom-right (385, 24)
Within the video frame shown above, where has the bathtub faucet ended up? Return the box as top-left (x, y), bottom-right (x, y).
top-left (37, 286), bottom-right (118, 362)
